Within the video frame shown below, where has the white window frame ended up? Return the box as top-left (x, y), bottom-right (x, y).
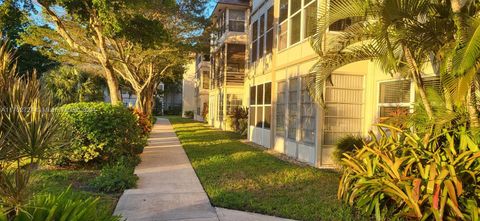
top-left (299, 76), bottom-right (317, 145)
top-left (278, 0), bottom-right (319, 52)
top-left (377, 79), bottom-right (415, 119)
top-left (249, 83), bottom-right (272, 129)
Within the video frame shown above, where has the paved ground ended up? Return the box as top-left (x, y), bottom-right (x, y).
top-left (114, 118), bottom-right (295, 221)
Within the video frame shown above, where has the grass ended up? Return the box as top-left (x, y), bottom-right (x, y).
top-left (167, 116), bottom-right (367, 221)
top-left (29, 169), bottom-right (121, 214)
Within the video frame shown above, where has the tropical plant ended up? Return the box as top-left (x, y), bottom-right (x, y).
top-left (0, 188), bottom-right (121, 221)
top-left (339, 124), bottom-right (480, 220)
top-left (333, 135), bottom-right (364, 164)
top-left (443, 1), bottom-right (480, 128)
top-left (0, 39), bottom-right (66, 218)
top-left (41, 66), bottom-right (105, 105)
top-left (229, 106), bottom-right (248, 136)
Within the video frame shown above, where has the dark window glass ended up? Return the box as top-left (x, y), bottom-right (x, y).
top-left (250, 86), bottom-right (256, 105)
top-left (264, 106), bottom-right (271, 129)
top-left (267, 7), bottom-right (274, 30)
top-left (278, 22), bottom-right (288, 50)
top-left (291, 0), bottom-right (302, 15)
top-left (304, 2), bottom-right (317, 38)
top-left (265, 82), bottom-right (272, 104)
top-left (257, 84), bottom-right (264, 105)
top-left (251, 40), bottom-right (258, 62)
top-left (252, 21), bottom-right (258, 40)
top-left (256, 106), bottom-right (263, 127)
top-left (290, 13), bottom-right (301, 45)
top-left (266, 30), bottom-right (273, 54)
top-left (229, 9), bottom-right (245, 32)
top-left (259, 35), bottom-right (264, 58)
top-left (260, 15), bottom-right (265, 35)
top-left (250, 106), bottom-right (256, 126)
top-left (379, 80), bottom-right (411, 103)
top-left (279, 0), bottom-right (288, 22)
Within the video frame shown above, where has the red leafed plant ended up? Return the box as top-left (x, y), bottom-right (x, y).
top-left (132, 109), bottom-right (153, 136)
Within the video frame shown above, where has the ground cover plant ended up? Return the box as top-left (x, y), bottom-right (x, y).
top-left (168, 116), bottom-right (366, 221)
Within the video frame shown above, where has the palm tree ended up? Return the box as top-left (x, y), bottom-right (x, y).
top-left (445, 0), bottom-right (480, 127)
top-left (308, 0), bottom-right (454, 120)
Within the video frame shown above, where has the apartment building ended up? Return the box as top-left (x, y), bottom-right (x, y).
top-left (186, 0), bottom-right (440, 168)
top-left (193, 54), bottom-right (211, 121)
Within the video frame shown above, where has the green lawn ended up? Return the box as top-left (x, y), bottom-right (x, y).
top-left (167, 116), bottom-right (366, 221)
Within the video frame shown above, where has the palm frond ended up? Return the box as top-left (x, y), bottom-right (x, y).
top-left (307, 42), bottom-right (384, 106)
top-left (311, 0), bottom-right (370, 55)
top-left (452, 17), bottom-right (480, 77)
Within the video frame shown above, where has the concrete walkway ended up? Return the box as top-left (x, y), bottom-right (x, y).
top-left (114, 118), bottom-right (294, 221)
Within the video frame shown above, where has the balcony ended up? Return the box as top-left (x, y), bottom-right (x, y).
top-left (211, 7), bottom-right (248, 49)
top-left (211, 43), bottom-right (246, 88)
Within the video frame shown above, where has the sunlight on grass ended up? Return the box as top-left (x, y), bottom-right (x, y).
top-left (167, 116), bottom-right (366, 221)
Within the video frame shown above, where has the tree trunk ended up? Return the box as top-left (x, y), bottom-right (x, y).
top-left (134, 92), bottom-right (145, 114)
top-left (102, 62), bottom-right (122, 105)
top-left (468, 82), bottom-right (480, 128)
top-left (412, 73), bottom-right (435, 119)
top-left (403, 47), bottom-right (435, 119)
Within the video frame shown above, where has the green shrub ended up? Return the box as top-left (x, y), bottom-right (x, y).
top-left (333, 135), bottom-right (364, 164)
top-left (339, 124), bottom-right (480, 221)
top-left (59, 102), bottom-right (144, 165)
top-left (184, 111), bottom-right (194, 119)
top-left (90, 158), bottom-right (138, 193)
top-left (0, 188), bottom-right (120, 221)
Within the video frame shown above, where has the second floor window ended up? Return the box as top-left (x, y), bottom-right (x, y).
top-left (251, 6), bottom-right (275, 63)
top-left (229, 9), bottom-right (245, 32)
top-left (278, 0), bottom-right (318, 51)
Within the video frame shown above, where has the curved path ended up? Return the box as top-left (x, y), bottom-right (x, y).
top-left (114, 118), bottom-right (295, 221)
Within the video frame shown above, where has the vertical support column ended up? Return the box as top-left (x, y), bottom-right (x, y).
top-left (270, 0), bottom-right (280, 149)
top-left (223, 44), bottom-right (228, 129)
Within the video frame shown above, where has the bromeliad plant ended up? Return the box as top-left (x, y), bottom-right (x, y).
top-left (339, 124), bottom-right (480, 220)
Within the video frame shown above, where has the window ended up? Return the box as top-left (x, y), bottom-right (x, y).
top-left (378, 80), bottom-right (412, 118)
top-left (290, 13), bottom-right (301, 45)
top-left (257, 84), bottom-right (264, 105)
top-left (300, 77), bottom-right (316, 144)
top-left (249, 83), bottom-right (272, 129)
top-left (329, 17), bottom-right (361, 32)
top-left (422, 77), bottom-right (442, 96)
top-left (304, 2), bottom-right (317, 38)
top-left (276, 81), bottom-right (286, 136)
top-left (329, 19), bottom-right (352, 32)
top-left (266, 7), bottom-right (274, 54)
top-left (219, 93), bottom-right (224, 121)
top-left (227, 94), bottom-right (242, 115)
top-left (250, 106), bottom-right (256, 126)
top-left (259, 15), bottom-right (265, 57)
top-left (279, 0), bottom-right (288, 23)
top-left (229, 9), bottom-right (245, 32)
top-left (288, 78), bottom-right (298, 140)
top-left (202, 71), bottom-right (209, 89)
top-left (250, 86), bottom-right (256, 105)
top-left (279, 0), bottom-right (318, 50)
top-left (278, 22), bottom-right (288, 50)
top-left (251, 21), bottom-right (258, 63)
